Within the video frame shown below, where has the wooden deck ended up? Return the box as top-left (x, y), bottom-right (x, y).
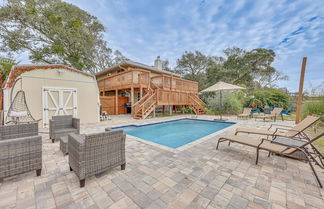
top-left (97, 69), bottom-right (205, 119)
top-left (97, 69), bottom-right (150, 91)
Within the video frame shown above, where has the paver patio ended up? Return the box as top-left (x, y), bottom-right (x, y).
top-left (0, 115), bottom-right (323, 209)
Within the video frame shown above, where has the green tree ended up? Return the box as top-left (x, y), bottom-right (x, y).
top-left (206, 47), bottom-right (287, 88)
top-left (175, 51), bottom-right (211, 89)
top-left (0, 0), bottom-right (125, 74)
top-left (0, 57), bottom-right (16, 82)
top-left (245, 89), bottom-right (289, 109)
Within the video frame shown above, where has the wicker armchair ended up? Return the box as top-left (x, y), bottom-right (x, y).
top-left (0, 123), bottom-right (42, 182)
top-left (68, 130), bottom-right (126, 187)
top-left (49, 115), bottom-right (80, 143)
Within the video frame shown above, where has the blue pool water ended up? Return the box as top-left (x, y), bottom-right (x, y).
top-left (114, 119), bottom-right (234, 148)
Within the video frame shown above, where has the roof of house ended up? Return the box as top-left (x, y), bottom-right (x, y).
top-left (95, 60), bottom-right (180, 77)
top-left (3, 64), bottom-right (94, 88)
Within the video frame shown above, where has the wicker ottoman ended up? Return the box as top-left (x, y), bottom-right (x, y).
top-left (59, 136), bottom-right (69, 155)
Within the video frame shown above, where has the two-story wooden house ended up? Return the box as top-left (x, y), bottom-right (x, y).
top-left (96, 57), bottom-right (205, 119)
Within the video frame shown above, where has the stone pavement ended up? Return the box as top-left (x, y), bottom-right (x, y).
top-left (0, 114), bottom-right (323, 209)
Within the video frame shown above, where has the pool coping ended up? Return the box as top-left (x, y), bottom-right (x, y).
top-left (112, 118), bottom-right (238, 152)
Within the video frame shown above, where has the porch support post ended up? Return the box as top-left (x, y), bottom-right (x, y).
top-left (140, 87), bottom-right (143, 98)
top-left (182, 105), bottom-right (185, 114)
top-left (115, 89), bottom-right (118, 114)
top-left (131, 87), bottom-right (134, 115)
top-left (169, 105), bottom-right (172, 115)
top-left (295, 57), bottom-right (307, 124)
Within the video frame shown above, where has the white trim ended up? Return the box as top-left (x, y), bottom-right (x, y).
top-left (19, 75), bottom-right (97, 84)
top-left (73, 89), bottom-right (77, 118)
top-left (42, 86), bottom-right (77, 127)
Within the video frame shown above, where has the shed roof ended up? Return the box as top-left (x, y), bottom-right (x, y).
top-left (95, 60), bottom-right (180, 77)
top-left (3, 64), bottom-right (94, 88)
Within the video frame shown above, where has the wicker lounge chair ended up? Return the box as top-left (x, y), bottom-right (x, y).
top-left (68, 130), bottom-right (126, 187)
top-left (254, 107), bottom-right (283, 121)
top-left (237, 108), bottom-right (252, 119)
top-left (0, 123), bottom-right (42, 182)
top-left (216, 133), bottom-right (324, 188)
top-left (49, 115), bottom-right (80, 143)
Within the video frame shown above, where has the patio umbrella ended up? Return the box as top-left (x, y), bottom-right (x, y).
top-left (201, 81), bottom-right (245, 120)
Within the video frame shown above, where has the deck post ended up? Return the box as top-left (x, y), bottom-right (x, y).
top-left (131, 87), bottom-right (134, 115)
top-left (115, 89), bottom-right (118, 114)
top-left (182, 105), bottom-right (185, 114)
top-left (169, 105), bottom-right (172, 115)
top-left (153, 107), bottom-right (156, 118)
top-left (295, 57), bottom-right (307, 124)
top-left (140, 87), bottom-right (143, 98)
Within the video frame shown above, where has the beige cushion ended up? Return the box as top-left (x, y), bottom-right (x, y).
top-left (259, 141), bottom-right (296, 154)
top-left (236, 128), bottom-right (274, 135)
top-left (221, 135), bottom-right (261, 147)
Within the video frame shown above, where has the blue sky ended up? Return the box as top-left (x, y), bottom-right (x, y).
top-left (3, 0), bottom-right (324, 92)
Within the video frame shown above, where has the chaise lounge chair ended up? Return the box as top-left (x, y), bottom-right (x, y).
top-left (282, 105), bottom-right (292, 115)
top-left (235, 115), bottom-right (320, 140)
top-left (216, 133), bottom-right (324, 188)
top-left (254, 107), bottom-right (283, 122)
top-left (237, 108), bottom-right (252, 119)
top-left (235, 116), bottom-right (323, 166)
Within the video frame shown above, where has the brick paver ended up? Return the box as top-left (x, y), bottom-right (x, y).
top-left (0, 115), bottom-right (323, 209)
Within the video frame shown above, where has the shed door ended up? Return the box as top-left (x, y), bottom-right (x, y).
top-left (42, 87), bottom-right (77, 127)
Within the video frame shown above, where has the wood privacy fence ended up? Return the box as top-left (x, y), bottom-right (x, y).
top-left (100, 96), bottom-right (129, 115)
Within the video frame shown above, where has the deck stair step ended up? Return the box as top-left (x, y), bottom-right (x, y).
top-left (132, 82), bottom-right (206, 119)
top-left (188, 94), bottom-right (206, 115)
top-left (132, 88), bottom-right (157, 119)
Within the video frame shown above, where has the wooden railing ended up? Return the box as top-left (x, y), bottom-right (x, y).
top-left (188, 94), bottom-right (206, 114)
top-left (133, 90), bottom-right (157, 119)
top-left (156, 90), bottom-right (189, 105)
top-left (189, 94), bottom-right (206, 107)
top-left (132, 88), bottom-right (154, 115)
top-left (151, 75), bottom-right (198, 93)
top-left (98, 68), bottom-right (198, 94)
top-left (97, 69), bottom-right (150, 90)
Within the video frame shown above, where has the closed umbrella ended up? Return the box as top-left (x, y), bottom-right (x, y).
top-left (201, 81), bottom-right (245, 120)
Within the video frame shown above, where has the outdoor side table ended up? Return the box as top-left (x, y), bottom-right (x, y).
top-left (59, 136), bottom-right (69, 155)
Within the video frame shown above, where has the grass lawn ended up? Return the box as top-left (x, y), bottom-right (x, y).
top-left (281, 114), bottom-right (324, 153)
top-left (306, 126), bottom-right (324, 154)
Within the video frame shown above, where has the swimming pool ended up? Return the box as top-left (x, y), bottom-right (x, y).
top-left (114, 119), bottom-right (235, 149)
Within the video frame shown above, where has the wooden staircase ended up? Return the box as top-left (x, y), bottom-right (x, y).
top-left (132, 88), bottom-right (157, 119)
top-left (188, 94), bottom-right (206, 115)
top-left (132, 81), bottom-right (205, 119)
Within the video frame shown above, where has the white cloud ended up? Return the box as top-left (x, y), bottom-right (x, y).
top-left (21, 0), bottom-right (324, 91)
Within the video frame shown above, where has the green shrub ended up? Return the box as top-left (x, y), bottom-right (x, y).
top-left (206, 92), bottom-right (244, 115)
top-left (184, 106), bottom-right (193, 114)
top-left (301, 100), bottom-right (324, 119)
top-left (245, 89), bottom-right (289, 109)
top-left (223, 94), bottom-right (243, 114)
top-left (205, 108), bottom-right (218, 115)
